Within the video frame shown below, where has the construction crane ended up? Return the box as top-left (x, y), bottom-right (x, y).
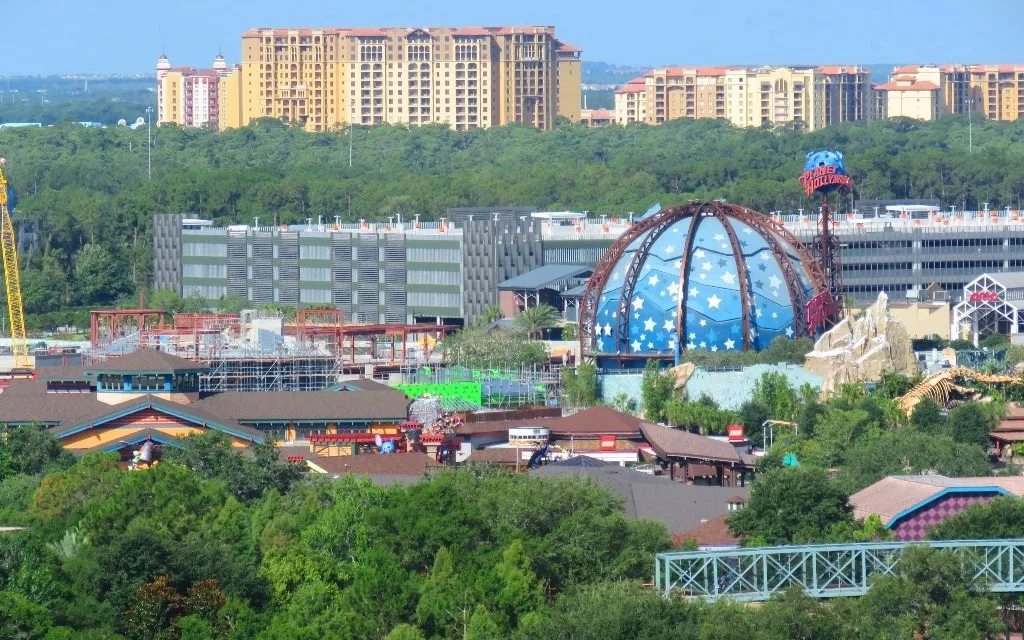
top-left (0, 158), bottom-right (30, 370)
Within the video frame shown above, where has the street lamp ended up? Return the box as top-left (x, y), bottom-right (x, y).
top-left (145, 106), bottom-right (152, 179)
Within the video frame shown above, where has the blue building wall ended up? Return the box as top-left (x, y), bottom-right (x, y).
top-left (597, 363), bottom-right (823, 412)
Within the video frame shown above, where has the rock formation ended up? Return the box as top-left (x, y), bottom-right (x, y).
top-left (804, 292), bottom-right (917, 394)
top-left (667, 362), bottom-right (696, 390)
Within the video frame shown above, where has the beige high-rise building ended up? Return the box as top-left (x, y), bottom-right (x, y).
top-left (875, 75), bottom-right (941, 120)
top-left (156, 54), bottom-right (237, 129)
top-left (227, 26), bottom-right (581, 132)
top-left (614, 65), bottom-right (870, 131)
top-left (614, 78), bottom-right (646, 124)
top-left (879, 64), bottom-right (1024, 121)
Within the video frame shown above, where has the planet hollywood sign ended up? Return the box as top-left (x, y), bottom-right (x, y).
top-left (798, 165), bottom-right (853, 196)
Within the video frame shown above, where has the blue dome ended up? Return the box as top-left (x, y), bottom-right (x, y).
top-left (580, 202), bottom-right (826, 365)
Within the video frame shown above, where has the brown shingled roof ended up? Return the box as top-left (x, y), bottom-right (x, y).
top-left (87, 349), bottom-right (208, 374)
top-left (0, 380), bottom-right (105, 425)
top-left (639, 423), bottom-right (742, 464)
top-left (193, 389), bottom-right (410, 423)
top-left (467, 447), bottom-right (527, 464)
top-left (307, 452), bottom-right (437, 477)
top-left (456, 406), bottom-right (642, 437)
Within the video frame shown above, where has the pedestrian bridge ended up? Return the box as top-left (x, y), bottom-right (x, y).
top-left (656, 539), bottom-right (1024, 602)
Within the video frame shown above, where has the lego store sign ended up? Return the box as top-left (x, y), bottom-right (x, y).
top-left (969, 291), bottom-right (1000, 303)
top-left (599, 436), bottom-right (617, 451)
top-left (798, 165), bottom-right (853, 196)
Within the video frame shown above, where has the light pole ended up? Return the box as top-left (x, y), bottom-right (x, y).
top-left (145, 106), bottom-right (152, 179)
top-left (967, 95), bottom-right (973, 155)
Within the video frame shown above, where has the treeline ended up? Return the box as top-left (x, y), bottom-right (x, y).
top-left (4, 115), bottom-right (1024, 320)
top-left (0, 426), bottom-right (1011, 639)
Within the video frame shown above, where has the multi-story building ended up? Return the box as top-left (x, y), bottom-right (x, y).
top-left (219, 26), bottom-right (581, 132)
top-left (579, 109), bottom-right (614, 127)
top-left (878, 64), bottom-right (1024, 121)
top-left (969, 64), bottom-right (1024, 121)
top-left (156, 54), bottom-right (237, 129)
top-left (613, 78), bottom-right (646, 124)
top-left (615, 65), bottom-right (870, 131)
top-left (875, 75), bottom-right (941, 120)
top-left (153, 212), bottom-right (620, 325)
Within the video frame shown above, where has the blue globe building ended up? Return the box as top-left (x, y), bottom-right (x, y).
top-left (580, 202), bottom-right (827, 368)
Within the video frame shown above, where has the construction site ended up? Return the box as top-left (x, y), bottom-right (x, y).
top-left (86, 307), bottom-right (458, 392)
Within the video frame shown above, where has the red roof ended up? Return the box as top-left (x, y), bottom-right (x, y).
top-left (680, 515), bottom-right (738, 546)
top-left (347, 28), bottom-right (386, 37)
top-left (557, 42), bottom-right (582, 53)
top-left (615, 77), bottom-right (646, 94)
top-left (818, 65), bottom-right (867, 75)
top-left (877, 80), bottom-right (940, 91)
top-left (453, 27), bottom-right (491, 36)
top-left (582, 109), bottom-right (614, 120)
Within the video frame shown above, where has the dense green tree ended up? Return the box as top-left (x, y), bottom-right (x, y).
top-left (440, 327), bottom-right (548, 368)
top-left (947, 403), bottom-right (994, 448)
top-left (0, 424), bottom-right (75, 481)
top-left (727, 467), bottom-right (854, 544)
top-left (910, 397), bottom-right (948, 434)
top-left (838, 431), bottom-right (991, 492)
top-left (641, 360), bottom-right (674, 422)
top-left (562, 362), bottom-right (599, 409)
top-left (928, 496), bottom-right (1024, 540)
top-left (73, 243), bottom-right (132, 306)
top-left (855, 547), bottom-right (1005, 639)
top-left (216, 295), bottom-right (249, 316)
top-left (514, 304), bottom-right (561, 339)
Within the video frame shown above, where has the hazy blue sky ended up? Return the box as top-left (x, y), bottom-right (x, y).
top-left (6, 0), bottom-right (1023, 74)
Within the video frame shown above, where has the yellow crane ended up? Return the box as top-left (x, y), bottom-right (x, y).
top-left (0, 158), bottom-right (30, 370)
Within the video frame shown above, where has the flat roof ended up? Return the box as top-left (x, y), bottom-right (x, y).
top-left (530, 211), bottom-right (587, 220)
top-left (497, 264), bottom-right (592, 291)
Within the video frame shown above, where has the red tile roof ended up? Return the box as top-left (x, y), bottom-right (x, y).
top-left (581, 109), bottom-right (614, 120)
top-left (818, 65), bottom-right (867, 75)
top-left (680, 515), bottom-right (738, 547)
top-left (876, 80), bottom-right (939, 92)
top-left (615, 78), bottom-right (646, 94)
top-left (453, 27), bottom-right (491, 36)
top-left (557, 42), bottom-right (582, 53)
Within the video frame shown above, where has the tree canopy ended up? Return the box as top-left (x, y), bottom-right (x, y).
top-left (6, 115), bottom-right (1024, 326)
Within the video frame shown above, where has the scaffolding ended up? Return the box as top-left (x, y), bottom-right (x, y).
top-left (400, 364), bottom-right (561, 409)
top-left (199, 348), bottom-right (343, 392)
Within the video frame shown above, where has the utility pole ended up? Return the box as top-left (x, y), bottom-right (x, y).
top-left (146, 106), bottom-right (153, 179)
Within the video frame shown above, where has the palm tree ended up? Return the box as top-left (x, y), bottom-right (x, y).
top-left (514, 304), bottom-right (561, 339)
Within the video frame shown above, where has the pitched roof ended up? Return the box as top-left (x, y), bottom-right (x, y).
top-left (35, 366), bottom-right (91, 382)
top-left (49, 394), bottom-right (264, 443)
top-left (86, 349), bottom-right (208, 374)
top-left (193, 389), bottom-right (410, 423)
top-left (307, 452), bottom-right (438, 481)
top-left (0, 380), bottom-right (106, 425)
top-left (496, 264), bottom-right (592, 291)
top-left (455, 406), bottom-right (643, 437)
top-left (640, 423), bottom-right (742, 464)
top-left (849, 475), bottom-right (1024, 525)
top-left (466, 447), bottom-right (527, 464)
top-left (877, 80), bottom-right (940, 91)
top-left (680, 515), bottom-right (739, 547)
top-left (557, 42), bottom-right (582, 53)
top-left (528, 463), bottom-right (748, 531)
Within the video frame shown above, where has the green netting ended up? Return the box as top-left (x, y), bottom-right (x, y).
top-left (396, 382), bottom-right (483, 406)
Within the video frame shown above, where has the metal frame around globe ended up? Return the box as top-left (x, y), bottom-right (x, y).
top-left (579, 201), bottom-right (828, 368)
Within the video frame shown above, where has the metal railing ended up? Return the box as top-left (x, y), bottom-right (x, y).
top-left (657, 539), bottom-right (1024, 602)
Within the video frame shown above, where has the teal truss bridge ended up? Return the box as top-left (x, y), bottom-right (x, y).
top-left (656, 539), bottom-right (1024, 602)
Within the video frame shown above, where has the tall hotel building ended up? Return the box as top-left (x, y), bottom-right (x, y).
top-left (156, 54), bottom-right (238, 129)
top-left (876, 64), bottom-right (1024, 121)
top-left (202, 26), bottom-right (581, 132)
top-left (613, 65), bottom-right (870, 131)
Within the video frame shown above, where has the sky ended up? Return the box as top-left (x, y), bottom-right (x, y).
top-left (5, 0), bottom-right (1024, 75)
